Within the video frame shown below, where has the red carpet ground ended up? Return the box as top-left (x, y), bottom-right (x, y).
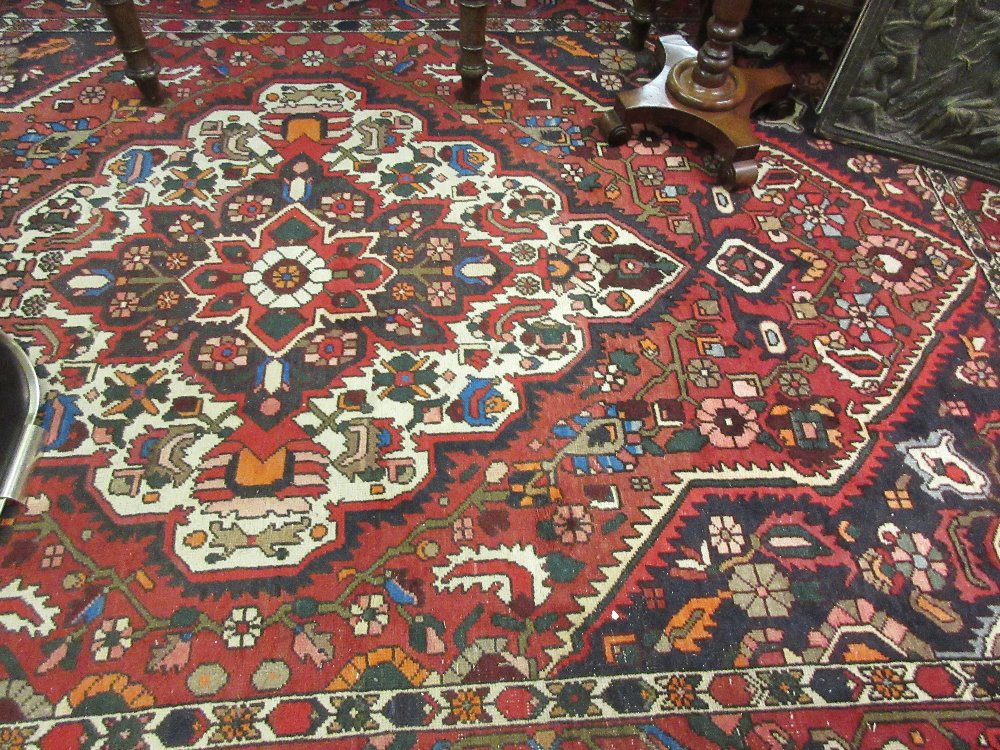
top-left (1, 2), bottom-right (1000, 747)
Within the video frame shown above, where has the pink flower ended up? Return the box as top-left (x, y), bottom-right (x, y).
top-left (696, 398), bottom-right (760, 449)
top-left (552, 504), bottom-right (594, 544)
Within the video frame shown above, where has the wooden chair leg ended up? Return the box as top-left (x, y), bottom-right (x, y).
top-left (92, 0), bottom-right (165, 105)
top-left (456, 0), bottom-right (488, 103)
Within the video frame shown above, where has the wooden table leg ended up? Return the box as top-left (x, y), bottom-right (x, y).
top-left (627, 0), bottom-right (656, 51)
top-left (457, 0), bottom-right (488, 103)
top-left (598, 0), bottom-right (792, 188)
top-left (93, 0), bottom-right (165, 105)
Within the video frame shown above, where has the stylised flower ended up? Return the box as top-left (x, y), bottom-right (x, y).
top-left (766, 670), bottom-right (807, 705)
top-left (847, 153), bottom-right (882, 174)
top-left (222, 606), bottom-right (263, 648)
top-left (598, 47), bottom-right (636, 72)
top-left (785, 192), bottom-right (846, 238)
top-left (777, 371), bottom-right (811, 397)
top-left (211, 703), bottom-right (262, 743)
top-left (349, 593), bottom-right (389, 636)
top-left (227, 194), bottom-right (273, 223)
top-left (445, 688), bottom-right (488, 724)
top-left (697, 398), bottom-right (760, 449)
top-left (373, 49), bottom-right (397, 67)
top-left (662, 674), bottom-right (701, 709)
top-left (391, 281), bottom-right (416, 301)
top-left (453, 516), bottom-right (474, 542)
top-left (729, 563), bottom-right (794, 618)
top-left (302, 49), bottom-right (325, 67)
top-left (0, 176), bottom-right (19, 201)
top-left (598, 73), bottom-right (623, 91)
top-left (321, 192), bottom-right (366, 223)
top-left (425, 235), bottom-right (454, 263)
top-left (562, 163), bottom-right (585, 183)
top-left (382, 160), bottom-right (433, 197)
top-left (121, 243), bottom-right (152, 271)
top-left (427, 280), bottom-right (457, 308)
top-left (708, 515), bottom-right (745, 555)
top-left (501, 83), bottom-right (528, 100)
top-left (164, 251), bottom-right (191, 271)
top-left (373, 353), bottom-right (439, 403)
top-left (593, 362), bottom-right (626, 392)
top-left (636, 165), bottom-right (664, 186)
top-left (197, 335), bottom-right (249, 372)
top-left (163, 164), bottom-right (217, 202)
top-left (686, 358), bottom-right (722, 389)
top-left (854, 235), bottom-right (933, 295)
top-left (108, 291), bottom-right (141, 320)
top-left (92, 617), bottom-right (133, 661)
top-left (834, 292), bottom-right (894, 342)
top-left (868, 665), bottom-right (911, 700)
top-left (244, 245), bottom-right (333, 308)
top-left (889, 531), bottom-right (947, 592)
top-left (392, 244), bottom-right (416, 264)
top-left (304, 329), bottom-right (359, 367)
top-left (957, 359), bottom-right (998, 388)
top-left (632, 126), bottom-right (669, 156)
top-left (156, 290), bottom-right (181, 310)
top-left (552, 504), bottom-right (594, 544)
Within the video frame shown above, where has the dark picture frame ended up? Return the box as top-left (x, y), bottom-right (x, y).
top-left (815, 0), bottom-right (1000, 183)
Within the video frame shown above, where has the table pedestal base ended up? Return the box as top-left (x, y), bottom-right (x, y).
top-left (597, 34), bottom-right (792, 188)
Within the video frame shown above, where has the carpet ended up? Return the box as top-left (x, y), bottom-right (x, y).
top-left (2, 1), bottom-right (1000, 747)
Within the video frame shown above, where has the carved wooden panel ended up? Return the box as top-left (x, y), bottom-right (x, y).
top-left (816, 0), bottom-right (1000, 182)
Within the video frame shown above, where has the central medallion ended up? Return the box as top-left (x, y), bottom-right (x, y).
top-left (182, 205), bottom-right (391, 355)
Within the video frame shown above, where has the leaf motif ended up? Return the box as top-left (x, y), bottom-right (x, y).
top-left (147, 633), bottom-right (192, 674)
top-left (293, 623), bottom-right (335, 668)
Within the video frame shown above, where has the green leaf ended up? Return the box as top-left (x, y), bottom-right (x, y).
top-left (602, 513), bottom-right (628, 534)
top-left (409, 614), bottom-right (445, 652)
top-left (666, 428), bottom-right (708, 453)
top-left (171, 606), bottom-right (200, 628)
top-left (492, 613), bottom-right (526, 632)
top-left (609, 350), bottom-right (641, 375)
top-left (534, 612), bottom-right (558, 632)
top-left (756, 430), bottom-right (782, 451)
top-left (292, 598), bottom-right (318, 618)
top-left (536, 519), bottom-right (557, 541)
top-left (641, 438), bottom-right (665, 457)
top-left (454, 604), bottom-right (483, 650)
top-left (546, 552), bottom-right (585, 583)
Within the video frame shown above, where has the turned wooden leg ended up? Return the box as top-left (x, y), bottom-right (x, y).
top-left (598, 0), bottom-right (792, 189)
top-left (93, 0), bottom-right (165, 105)
top-left (627, 0), bottom-right (655, 51)
top-left (457, 0), bottom-right (488, 103)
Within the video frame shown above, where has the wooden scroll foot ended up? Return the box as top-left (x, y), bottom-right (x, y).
top-left (600, 34), bottom-right (791, 188)
top-left (93, 0), bottom-right (165, 105)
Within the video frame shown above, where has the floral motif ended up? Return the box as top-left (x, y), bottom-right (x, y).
top-left (728, 563), bottom-right (794, 618)
top-left (222, 606), bottom-right (263, 648)
top-left (349, 593), bottom-right (389, 636)
top-left (708, 515), bottom-right (745, 555)
top-left (696, 398), bottom-right (761, 449)
top-left (854, 235), bottom-right (934, 295)
top-left (92, 617), bottom-right (134, 661)
top-left (552, 504), bottom-right (594, 545)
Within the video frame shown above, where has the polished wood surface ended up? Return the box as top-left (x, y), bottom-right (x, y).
top-left (93, 0), bottom-right (165, 105)
top-left (598, 0), bottom-right (793, 188)
top-left (456, 0), bottom-right (488, 102)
